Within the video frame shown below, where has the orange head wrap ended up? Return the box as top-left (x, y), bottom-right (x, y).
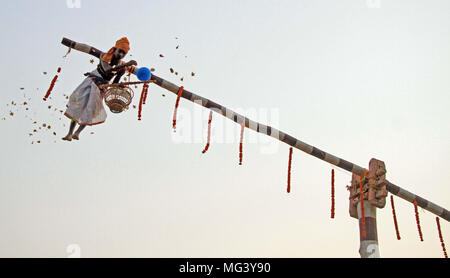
top-left (101, 37), bottom-right (130, 63)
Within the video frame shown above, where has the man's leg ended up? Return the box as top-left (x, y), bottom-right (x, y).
top-left (62, 120), bottom-right (76, 141)
top-left (72, 124), bottom-right (86, 140)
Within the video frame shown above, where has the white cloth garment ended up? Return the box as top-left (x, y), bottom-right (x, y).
top-left (64, 69), bottom-right (108, 125)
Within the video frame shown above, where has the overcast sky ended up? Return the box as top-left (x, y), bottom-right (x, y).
top-left (0, 0), bottom-right (449, 257)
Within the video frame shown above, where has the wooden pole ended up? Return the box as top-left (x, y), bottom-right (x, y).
top-left (148, 73), bottom-right (450, 222)
top-left (59, 37), bottom-right (450, 222)
top-left (357, 201), bottom-right (380, 258)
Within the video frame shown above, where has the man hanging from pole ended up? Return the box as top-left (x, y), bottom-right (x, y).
top-left (62, 37), bottom-right (137, 141)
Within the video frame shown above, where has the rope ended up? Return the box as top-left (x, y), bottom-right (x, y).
top-left (98, 80), bottom-right (154, 89)
top-left (390, 195), bottom-right (401, 240)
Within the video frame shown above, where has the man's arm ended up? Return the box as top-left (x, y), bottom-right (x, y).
top-left (61, 37), bottom-right (103, 58)
top-left (112, 69), bottom-right (126, 84)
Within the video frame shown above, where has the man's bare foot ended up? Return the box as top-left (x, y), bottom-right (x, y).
top-left (62, 135), bottom-right (72, 141)
top-left (72, 133), bottom-right (79, 140)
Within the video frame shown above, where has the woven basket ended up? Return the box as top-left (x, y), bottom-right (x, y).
top-left (103, 86), bottom-right (134, 113)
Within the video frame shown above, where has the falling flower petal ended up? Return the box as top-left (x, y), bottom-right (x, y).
top-left (159, 54), bottom-right (164, 57)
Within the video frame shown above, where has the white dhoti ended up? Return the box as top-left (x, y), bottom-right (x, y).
top-left (64, 70), bottom-right (108, 125)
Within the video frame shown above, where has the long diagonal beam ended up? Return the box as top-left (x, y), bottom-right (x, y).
top-left (150, 74), bottom-right (450, 222)
top-left (58, 38), bottom-right (449, 222)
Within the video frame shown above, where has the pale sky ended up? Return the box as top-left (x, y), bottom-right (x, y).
top-left (0, 0), bottom-right (449, 258)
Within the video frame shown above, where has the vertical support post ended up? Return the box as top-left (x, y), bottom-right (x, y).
top-left (357, 201), bottom-right (380, 257)
top-left (348, 158), bottom-right (388, 258)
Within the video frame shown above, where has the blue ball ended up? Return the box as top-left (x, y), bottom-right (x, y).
top-left (137, 67), bottom-right (151, 81)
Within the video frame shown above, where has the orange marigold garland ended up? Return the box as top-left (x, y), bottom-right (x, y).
top-left (359, 170), bottom-right (369, 238)
top-left (287, 147), bottom-right (293, 193)
top-left (436, 217), bottom-right (448, 258)
top-left (142, 83), bottom-right (149, 104)
top-left (172, 86), bottom-right (184, 131)
top-left (414, 201), bottom-right (424, 242)
top-left (202, 111), bottom-right (213, 154)
top-left (331, 169), bottom-right (335, 218)
top-left (239, 121), bottom-right (245, 165)
top-left (390, 195), bottom-right (401, 240)
top-left (43, 67), bottom-right (61, 101)
top-left (138, 84), bottom-right (145, 121)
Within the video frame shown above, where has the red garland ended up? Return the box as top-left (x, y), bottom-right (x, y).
top-left (172, 86), bottom-right (184, 131)
top-left (359, 170), bottom-right (368, 238)
top-left (287, 147), bottom-right (293, 193)
top-left (138, 84), bottom-right (145, 121)
top-left (239, 121), bottom-right (245, 165)
top-left (43, 67), bottom-right (61, 101)
top-left (414, 201), bottom-right (424, 242)
top-left (202, 111), bottom-right (213, 154)
top-left (436, 217), bottom-right (448, 258)
top-left (331, 169), bottom-right (335, 218)
top-left (142, 83), bottom-right (149, 105)
top-left (390, 195), bottom-right (401, 240)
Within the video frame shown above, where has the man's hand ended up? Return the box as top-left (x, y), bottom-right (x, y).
top-left (127, 60), bottom-right (137, 66)
top-left (106, 60), bottom-right (138, 75)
